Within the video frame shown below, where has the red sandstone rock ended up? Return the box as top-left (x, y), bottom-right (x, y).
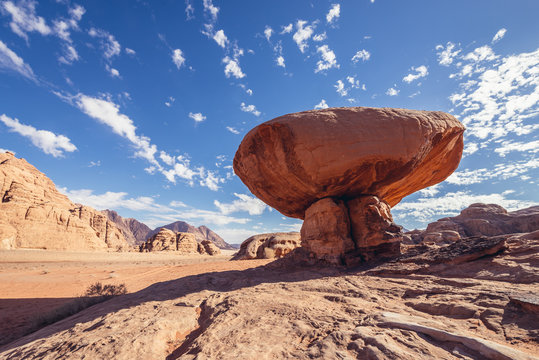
top-left (233, 107), bottom-right (465, 219)
top-left (232, 232), bottom-right (301, 260)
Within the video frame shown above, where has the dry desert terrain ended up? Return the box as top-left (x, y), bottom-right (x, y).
top-left (0, 249), bottom-right (269, 346)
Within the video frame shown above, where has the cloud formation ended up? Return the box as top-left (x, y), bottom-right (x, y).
top-left (403, 65), bottom-right (428, 83)
top-left (0, 40), bottom-right (35, 80)
top-left (315, 45), bottom-right (339, 73)
top-left (0, 114), bottom-right (76, 157)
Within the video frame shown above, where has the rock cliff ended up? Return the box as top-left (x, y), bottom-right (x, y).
top-left (0, 152), bottom-right (129, 251)
top-left (140, 228), bottom-right (221, 255)
top-left (103, 209), bottom-right (151, 246)
top-left (148, 221), bottom-right (233, 250)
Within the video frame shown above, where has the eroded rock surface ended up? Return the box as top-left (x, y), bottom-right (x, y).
top-left (2, 231), bottom-right (537, 359)
top-left (232, 232), bottom-right (301, 260)
top-left (0, 152), bottom-right (129, 251)
top-left (234, 107), bottom-right (464, 219)
top-left (408, 203), bottom-right (539, 244)
top-left (148, 221), bottom-right (233, 250)
top-left (139, 229), bottom-right (220, 255)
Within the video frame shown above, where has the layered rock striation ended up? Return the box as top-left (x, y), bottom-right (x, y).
top-left (232, 232), bottom-right (301, 260)
top-left (140, 228), bottom-right (220, 255)
top-left (103, 210), bottom-right (151, 246)
top-left (0, 152), bottom-right (129, 251)
top-left (234, 107), bottom-right (465, 264)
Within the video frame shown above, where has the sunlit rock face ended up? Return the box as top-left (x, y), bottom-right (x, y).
top-left (234, 107), bottom-right (465, 264)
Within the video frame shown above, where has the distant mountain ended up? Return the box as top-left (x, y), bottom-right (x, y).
top-left (148, 221), bottom-right (234, 250)
top-left (103, 210), bottom-right (152, 246)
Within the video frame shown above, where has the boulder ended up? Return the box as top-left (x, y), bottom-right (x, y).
top-left (234, 107), bottom-right (464, 264)
top-left (0, 152), bottom-right (129, 251)
top-left (198, 240), bottom-right (221, 255)
top-left (232, 232), bottom-right (301, 260)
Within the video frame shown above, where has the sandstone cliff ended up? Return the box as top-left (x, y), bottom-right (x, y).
top-left (0, 152), bottom-right (129, 251)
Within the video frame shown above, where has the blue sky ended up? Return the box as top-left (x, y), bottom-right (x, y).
top-left (0, 0), bottom-right (537, 243)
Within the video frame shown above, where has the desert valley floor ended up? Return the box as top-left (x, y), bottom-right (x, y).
top-left (0, 250), bottom-right (267, 347)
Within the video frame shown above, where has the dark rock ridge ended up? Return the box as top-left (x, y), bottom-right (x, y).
top-left (232, 232), bottom-right (301, 260)
top-left (148, 221), bottom-right (233, 250)
top-left (406, 203), bottom-right (539, 244)
top-left (103, 209), bottom-right (152, 246)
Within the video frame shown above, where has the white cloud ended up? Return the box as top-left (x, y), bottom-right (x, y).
top-left (223, 56), bottom-right (245, 79)
top-left (125, 48), bottom-right (136, 55)
top-left (172, 48), bottom-right (186, 69)
top-left (492, 28), bottom-right (507, 44)
top-left (165, 96), bottom-right (175, 107)
top-left (185, 0), bottom-right (194, 20)
top-left (326, 4), bottom-right (340, 24)
top-left (213, 29), bottom-right (228, 48)
top-left (240, 102), bottom-right (261, 116)
top-left (495, 140), bottom-right (539, 157)
top-left (449, 48), bottom-right (539, 142)
top-left (314, 99), bottom-right (329, 109)
top-left (106, 64), bottom-right (120, 78)
top-left (0, 148), bottom-right (15, 154)
top-left (462, 45), bottom-right (497, 63)
top-left (351, 49), bottom-right (370, 63)
top-left (88, 28), bottom-right (121, 59)
top-left (189, 112), bottom-right (206, 122)
top-left (446, 158), bottom-right (539, 185)
top-left (202, 0), bottom-right (219, 20)
top-left (276, 55), bottom-right (285, 68)
top-left (335, 80), bottom-right (347, 96)
top-left (386, 87), bottom-right (399, 96)
top-left (435, 42), bottom-right (460, 66)
top-left (0, 114), bottom-right (76, 157)
top-left (88, 160), bottom-right (101, 167)
top-left (313, 32), bottom-right (327, 42)
top-left (280, 23), bottom-right (293, 34)
top-left (417, 184), bottom-right (441, 197)
top-left (74, 94), bottom-right (160, 167)
top-left (394, 190), bottom-right (536, 225)
top-left (264, 26), bottom-right (273, 42)
top-left (226, 126), bottom-right (240, 134)
top-left (246, 88), bottom-right (253, 96)
top-left (214, 193), bottom-right (267, 215)
top-left (315, 44), bottom-right (339, 73)
top-left (0, 40), bottom-right (35, 80)
top-left (403, 65), bottom-right (428, 83)
top-left (463, 142), bottom-right (479, 157)
top-left (170, 200), bottom-right (187, 208)
top-left (1, 0), bottom-right (51, 40)
top-left (58, 44), bottom-right (79, 65)
top-left (293, 20), bottom-right (314, 53)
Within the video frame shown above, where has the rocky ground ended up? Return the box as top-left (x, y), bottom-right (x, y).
top-left (1, 232), bottom-right (537, 359)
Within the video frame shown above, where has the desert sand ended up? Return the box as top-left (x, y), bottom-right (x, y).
top-left (0, 249), bottom-right (270, 347)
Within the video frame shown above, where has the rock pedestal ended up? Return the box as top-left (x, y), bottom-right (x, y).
top-left (301, 195), bottom-right (402, 265)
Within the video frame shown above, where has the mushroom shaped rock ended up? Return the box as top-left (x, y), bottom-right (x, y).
top-left (234, 107), bottom-right (465, 264)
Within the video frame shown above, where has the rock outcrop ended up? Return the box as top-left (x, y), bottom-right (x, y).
top-left (139, 228), bottom-right (220, 255)
top-left (103, 210), bottom-right (151, 246)
top-left (234, 107), bottom-right (465, 264)
top-left (0, 152), bottom-right (129, 251)
top-left (407, 203), bottom-right (539, 244)
top-left (232, 232), bottom-right (301, 260)
top-left (148, 221), bottom-right (233, 250)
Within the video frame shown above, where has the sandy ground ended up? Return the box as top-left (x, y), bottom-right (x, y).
top-left (0, 249), bottom-right (271, 346)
